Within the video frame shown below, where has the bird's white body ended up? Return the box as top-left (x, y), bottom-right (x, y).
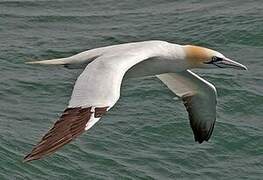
top-left (31, 41), bottom-right (189, 108)
top-left (24, 40), bottom-right (247, 162)
top-left (32, 41), bottom-right (188, 73)
top-left (68, 41), bottom-right (187, 108)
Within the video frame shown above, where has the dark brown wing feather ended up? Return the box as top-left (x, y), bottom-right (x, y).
top-left (24, 107), bottom-right (108, 162)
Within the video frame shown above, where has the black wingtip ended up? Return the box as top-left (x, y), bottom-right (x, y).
top-left (195, 137), bottom-right (210, 144)
top-left (193, 119), bottom-right (215, 144)
top-left (195, 138), bottom-right (204, 144)
top-left (23, 154), bottom-right (36, 163)
top-left (194, 125), bottom-right (214, 144)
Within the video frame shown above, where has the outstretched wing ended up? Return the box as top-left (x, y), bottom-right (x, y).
top-left (24, 52), bottom-right (154, 162)
top-left (24, 107), bottom-right (108, 162)
top-left (157, 70), bottom-right (217, 143)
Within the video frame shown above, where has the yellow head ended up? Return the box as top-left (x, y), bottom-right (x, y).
top-left (183, 45), bottom-right (247, 70)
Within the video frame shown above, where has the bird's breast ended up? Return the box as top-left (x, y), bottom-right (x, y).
top-left (125, 56), bottom-right (187, 78)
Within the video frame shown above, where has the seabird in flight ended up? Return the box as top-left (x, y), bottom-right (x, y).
top-left (24, 40), bottom-right (247, 162)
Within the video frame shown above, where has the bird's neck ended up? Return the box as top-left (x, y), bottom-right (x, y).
top-left (125, 44), bottom-right (190, 78)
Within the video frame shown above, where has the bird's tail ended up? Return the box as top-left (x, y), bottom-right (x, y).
top-left (25, 58), bottom-right (68, 65)
top-left (26, 50), bottom-right (100, 67)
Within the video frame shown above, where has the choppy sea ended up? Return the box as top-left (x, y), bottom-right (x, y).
top-left (0, 0), bottom-right (262, 179)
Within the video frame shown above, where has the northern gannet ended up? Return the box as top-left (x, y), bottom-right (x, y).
top-left (24, 40), bottom-right (247, 162)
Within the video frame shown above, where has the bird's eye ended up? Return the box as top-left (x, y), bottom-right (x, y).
top-left (211, 56), bottom-right (223, 63)
top-left (211, 56), bottom-right (218, 62)
top-left (204, 56), bottom-right (223, 64)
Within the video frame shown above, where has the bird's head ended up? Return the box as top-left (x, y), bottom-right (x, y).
top-left (183, 45), bottom-right (247, 70)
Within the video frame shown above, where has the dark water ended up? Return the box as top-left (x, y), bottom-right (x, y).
top-left (0, 0), bottom-right (263, 179)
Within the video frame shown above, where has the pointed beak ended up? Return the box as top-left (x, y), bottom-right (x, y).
top-left (216, 58), bottom-right (248, 70)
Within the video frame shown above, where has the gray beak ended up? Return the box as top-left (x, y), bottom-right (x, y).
top-left (216, 58), bottom-right (248, 70)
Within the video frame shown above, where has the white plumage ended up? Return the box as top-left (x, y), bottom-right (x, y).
top-left (24, 40), bottom-right (247, 162)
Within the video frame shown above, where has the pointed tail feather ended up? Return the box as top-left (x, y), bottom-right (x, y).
top-left (25, 58), bottom-right (69, 65)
